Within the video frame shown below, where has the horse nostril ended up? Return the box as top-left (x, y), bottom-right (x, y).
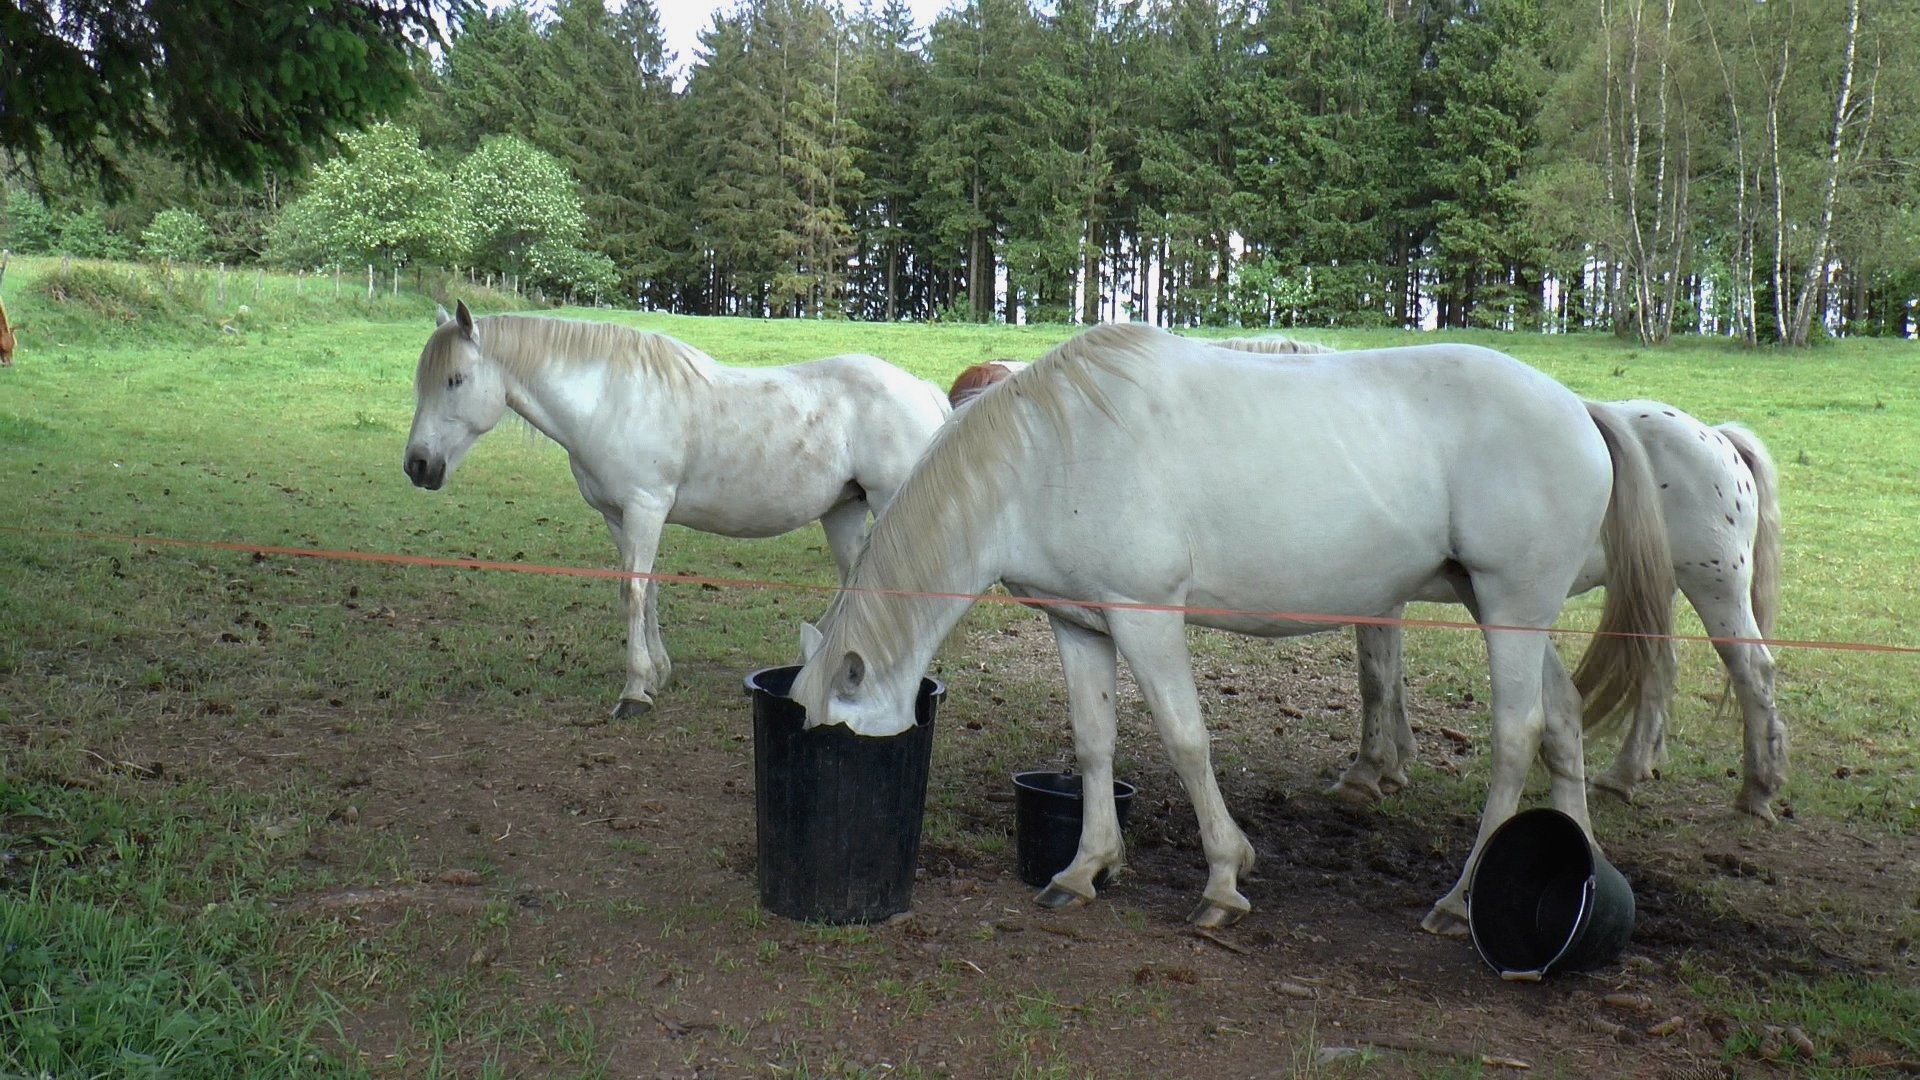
top-left (404, 454), bottom-right (427, 485)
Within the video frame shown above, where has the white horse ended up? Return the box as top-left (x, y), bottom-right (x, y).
top-left (1334, 404), bottom-right (1786, 818)
top-left (792, 323), bottom-right (1674, 935)
top-left (1201, 339), bottom-right (1788, 819)
top-left (403, 302), bottom-right (950, 717)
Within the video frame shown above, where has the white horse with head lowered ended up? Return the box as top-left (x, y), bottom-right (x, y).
top-left (404, 302), bottom-right (950, 717)
top-left (792, 323), bottom-right (1674, 935)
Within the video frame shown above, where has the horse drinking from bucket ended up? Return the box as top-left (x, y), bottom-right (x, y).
top-left (404, 302), bottom-right (950, 717)
top-left (792, 323), bottom-right (1674, 934)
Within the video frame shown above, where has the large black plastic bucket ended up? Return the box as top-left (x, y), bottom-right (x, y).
top-left (746, 665), bottom-right (943, 925)
top-left (1012, 770), bottom-right (1137, 888)
top-left (1467, 807), bottom-right (1636, 980)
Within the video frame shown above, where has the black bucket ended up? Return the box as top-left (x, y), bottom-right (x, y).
top-left (1467, 807), bottom-right (1636, 980)
top-left (746, 665), bottom-right (943, 925)
top-left (1011, 770), bottom-right (1137, 888)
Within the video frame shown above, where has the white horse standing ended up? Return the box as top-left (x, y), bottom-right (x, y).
top-left (1334, 403), bottom-right (1786, 818)
top-left (964, 338), bottom-right (1786, 817)
top-left (793, 323), bottom-right (1674, 935)
top-left (404, 302), bottom-right (950, 716)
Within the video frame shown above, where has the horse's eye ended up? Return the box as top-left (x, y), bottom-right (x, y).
top-left (447, 373), bottom-right (465, 390)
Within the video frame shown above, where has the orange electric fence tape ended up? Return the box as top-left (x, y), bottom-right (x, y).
top-left (9, 526), bottom-right (1917, 656)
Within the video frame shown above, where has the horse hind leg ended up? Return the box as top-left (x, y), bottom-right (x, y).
top-left (1424, 608), bottom-right (1559, 938)
top-left (1334, 618), bottom-right (1417, 804)
top-left (1107, 609), bottom-right (1256, 929)
top-left (818, 498), bottom-right (872, 583)
top-left (1592, 633), bottom-right (1677, 804)
top-left (1694, 589), bottom-right (1786, 821)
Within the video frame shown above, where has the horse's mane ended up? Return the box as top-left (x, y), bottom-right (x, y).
top-left (1208, 334), bottom-right (1337, 355)
top-left (831, 324), bottom-right (1168, 671)
top-left (419, 314), bottom-right (715, 392)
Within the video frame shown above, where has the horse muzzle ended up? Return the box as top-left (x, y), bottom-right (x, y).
top-left (403, 450), bottom-right (445, 490)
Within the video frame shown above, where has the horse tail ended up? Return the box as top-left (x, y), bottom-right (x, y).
top-left (1717, 423), bottom-right (1781, 639)
top-left (1573, 404), bottom-right (1678, 733)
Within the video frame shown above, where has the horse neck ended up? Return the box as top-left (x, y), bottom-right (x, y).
top-left (482, 320), bottom-right (692, 447)
top-left (837, 483), bottom-right (1014, 696)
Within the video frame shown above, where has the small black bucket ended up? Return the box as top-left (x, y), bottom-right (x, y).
top-left (1467, 807), bottom-right (1636, 980)
top-left (746, 665), bottom-right (943, 925)
top-left (1011, 770), bottom-right (1137, 888)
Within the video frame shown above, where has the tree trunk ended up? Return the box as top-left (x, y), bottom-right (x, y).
top-left (1786, 0), bottom-right (1861, 346)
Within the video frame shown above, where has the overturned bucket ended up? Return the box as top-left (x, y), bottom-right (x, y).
top-left (1012, 770), bottom-right (1137, 888)
top-left (745, 665), bottom-right (943, 925)
top-left (1467, 807), bottom-right (1636, 980)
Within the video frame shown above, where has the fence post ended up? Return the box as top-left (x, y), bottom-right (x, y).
top-left (391, 265), bottom-right (399, 298)
top-left (253, 269), bottom-right (263, 300)
top-left (367, 264), bottom-right (374, 300)
top-left (217, 263), bottom-right (227, 307)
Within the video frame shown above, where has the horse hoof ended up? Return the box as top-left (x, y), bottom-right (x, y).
top-left (1034, 882), bottom-right (1093, 909)
top-left (1419, 906), bottom-right (1471, 938)
top-left (1736, 793), bottom-right (1779, 824)
top-left (1590, 775), bottom-right (1635, 805)
top-left (1329, 776), bottom-right (1384, 807)
top-left (612, 697), bottom-right (654, 720)
top-left (1187, 899), bottom-right (1246, 929)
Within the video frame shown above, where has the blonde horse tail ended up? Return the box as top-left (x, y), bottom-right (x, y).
top-left (1717, 423), bottom-right (1781, 639)
top-left (1573, 405), bottom-right (1678, 733)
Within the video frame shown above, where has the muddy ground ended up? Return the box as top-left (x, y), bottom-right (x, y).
top-left (70, 613), bottom-right (1920, 1079)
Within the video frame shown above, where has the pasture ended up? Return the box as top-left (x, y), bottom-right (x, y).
top-left (1, 258), bottom-right (1916, 1078)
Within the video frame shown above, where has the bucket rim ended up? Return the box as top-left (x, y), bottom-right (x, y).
top-left (743, 664), bottom-right (947, 704)
top-left (1466, 807), bottom-right (1603, 979)
top-left (1011, 769), bottom-right (1137, 801)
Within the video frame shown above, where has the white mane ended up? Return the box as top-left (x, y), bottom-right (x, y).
top-left (827, 324), bottom-right (1172, 672)
top-left (419, 315), bottom-right (716, 393)
top-left (1208, 334), bottom-right (1337, 355)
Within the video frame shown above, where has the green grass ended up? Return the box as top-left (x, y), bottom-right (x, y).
top-left (2, 253), bottom-right (1918, 1075)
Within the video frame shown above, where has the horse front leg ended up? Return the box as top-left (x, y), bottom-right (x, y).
top-left (1423, 623), bottom-right (1556, 938)
top-left (1035, 614), bottom-right (1125, 909)
top-left (1108, 610), bottom-right (1256, 929)
top-left (602, 502), bottom-right (670, 719)
top-left (1334, 616), bottom-right (1417, 804)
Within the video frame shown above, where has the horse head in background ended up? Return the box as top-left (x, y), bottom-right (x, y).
top-left (947, 360), bottom-right (1028, 409)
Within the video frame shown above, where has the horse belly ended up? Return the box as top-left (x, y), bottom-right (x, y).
top-left (665, 476), bottom-right (851, 537)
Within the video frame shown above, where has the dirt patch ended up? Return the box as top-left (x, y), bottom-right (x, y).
top-left (81, 615), bottom-right (1920, 1079)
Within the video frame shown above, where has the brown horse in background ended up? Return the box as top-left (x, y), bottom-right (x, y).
top-left (946, 360), bottom-right (1028, 409)
top-left (0, 253), bottom-right (17, 367)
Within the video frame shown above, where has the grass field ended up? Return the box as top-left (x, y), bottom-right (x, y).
top-left (1, 255), bottom-right (1916, 1077)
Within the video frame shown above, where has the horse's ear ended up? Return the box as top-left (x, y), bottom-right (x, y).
top-left (829, 650), bottom-right (867, 700)
top-left (454, 300), bottom-right (475, 337)
top-left (435, 304), bottom-right (452, 327)
top-left (798, 621), bottom-right (824, 662)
